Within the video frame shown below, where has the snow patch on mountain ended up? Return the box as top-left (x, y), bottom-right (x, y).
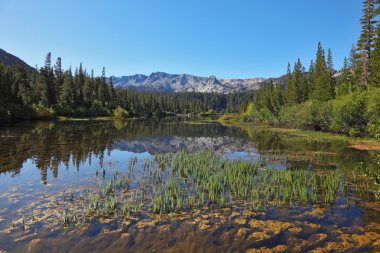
top-left (112, 72), bottom-right (271, 93)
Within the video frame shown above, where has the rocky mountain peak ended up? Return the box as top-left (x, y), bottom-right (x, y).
top-left (112, 72), bottom-right (282, 93)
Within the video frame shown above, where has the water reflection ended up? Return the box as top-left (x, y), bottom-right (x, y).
top-left (0, 117), bottom-right (378, 183)
top-left (0, 118), bottom-right (379, 253)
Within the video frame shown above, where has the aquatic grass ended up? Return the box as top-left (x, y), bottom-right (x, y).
top-left (51, 150), bottom-right (375, 229)
top-left (21, 216), bottom-right (26, 231)
top-left (70, 189), bottom-right (75, 202)
top-left (61, 210), bottom-right (69, 227)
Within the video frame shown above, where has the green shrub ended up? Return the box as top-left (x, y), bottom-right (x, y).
top-left (242, 102), bottom-right (275, 123)
top-left (218, 113), bottom-right (241, 122)
top-left (366, 88), bottom-right (380, 139)
top-left (54, 105), bottom-right (75, 116)
top-left (330, 92), bottom-right (368, 136)
top-left (73, 107), bottom-right (92, 117)
top-left (313, 101), bottom-right (333, 131)
top-left (113, 106), bottom-right (129, 118)
top-left (31, 104), bottom-right (55, 119)
top-left (279, 100), bottom-right (332, 131)
top-left (90, 100), bottom-right (110, 116)
top-left (279, 102), bottom-right (313, 129)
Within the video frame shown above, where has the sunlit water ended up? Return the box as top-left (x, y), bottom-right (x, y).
top-left (0, 117), bottom-right (379, 252)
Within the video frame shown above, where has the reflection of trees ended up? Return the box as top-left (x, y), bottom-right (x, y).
top-left (0, 118), bottom-right (248, 182)
top-left (240, 126), bottom-right (379, 172)
top-left (0, 118), bottom-right (377, 183)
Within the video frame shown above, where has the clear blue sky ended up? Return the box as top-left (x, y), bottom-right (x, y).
top-left (0, 0), bottom-right (362, 78)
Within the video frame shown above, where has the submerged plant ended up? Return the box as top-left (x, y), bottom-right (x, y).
top-left (70, 190), bottom-right (75, 202)
top-left (48, 150), bottom-right (374, 229)
top-left (61, 210), bottom-right (69, 227)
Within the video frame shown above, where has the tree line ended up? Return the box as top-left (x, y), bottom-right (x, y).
top-left (0, 53), bottom-right (255, 123)
top-left (228, 0), bottom-right (380, 138)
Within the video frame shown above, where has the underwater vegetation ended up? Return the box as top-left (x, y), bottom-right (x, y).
top-left (39, 150), bottom-right (376, 228)
top-left (2, 150), bottom-right (380, 253)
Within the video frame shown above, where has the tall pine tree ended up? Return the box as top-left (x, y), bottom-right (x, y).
top-left (327, 48), bottom-right (336, 98)
top-left (54, 57), bottom-right (63, 105)
top-left (284, 63), bottom-right (294, 105)
top-left (357, 0), bottom-right (377, 87)
top-left (308, 60), bottom-right (315, 96)
top-left (108, 77), bottom-right (116, 108)
top-left (369, 1), bottom-right (380, 87)
top-left (59, 68), bottom-right (75, 110)
top-left (311, 43), bottom-right (332, 101)
top-left (336, 57), bottom-right (354, 96)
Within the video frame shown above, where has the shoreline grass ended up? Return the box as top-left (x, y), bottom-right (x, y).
top-left (218, 116), bottom-right (380, 151)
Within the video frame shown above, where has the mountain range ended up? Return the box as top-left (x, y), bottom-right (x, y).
top-left (111, 72), bottom-right (281, 93)
top-left (0, 48), bottom-right (284, 93)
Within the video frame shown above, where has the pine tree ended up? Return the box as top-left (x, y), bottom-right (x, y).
top-left (45, 52), bottom-right (52, 70)
top-left (97, 67), bottom-right (108, 102)
top-left (77, 63), bottom-right (85, 105)
top-left (300, 66), bottom-right (309, 101)
top-left (357, 0), bottom-right (377, 87)
top-left (349, 45), bottom-right (360, 87)
top-left (108, 77), bottom-right (116, 108)
top-left (349, 45), bottom-right (358, 71)
top-left (83, 74), bottom-right (93, 106)
top-left (38, 52), bottom-right (55, 107)
top-left (268, 79), bottom-right (284, 116)
top-left (327, 48), bottom-right (336, 98)
top-left (312, 42), bottom-right (332, 101)
top-left (59, 68), bottom-right (75, 110)
top-left (94, 77), bottom-right (101, 101)
top-left (292, 59), bottom-right (304, 104)
top-left (369, 2), bottom-right (380, 87)
top-left (308, 60), bottom-right (315, 96)
top-left (336, 57), bottom-right (353, 96)
top-left (13, 62), bottom-right (31, 104)
top-left (54, 57), bottom-right (63, 105)
top-left (284, 63), bottom-right (295, 105)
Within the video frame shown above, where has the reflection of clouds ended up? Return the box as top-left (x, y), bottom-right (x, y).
top-left (111, 136), bottom-right (258, 155)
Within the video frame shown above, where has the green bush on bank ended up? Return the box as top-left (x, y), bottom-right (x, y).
top-left (236, 88), bottom-right (380, 139)
top-left (330, 92), bottom-right (368, 136)
top-left (279, 100), bottom-right (332, 131)
top-left (329, 88), bottom-right (380, 137)
top-left (31, 104), bottom-right (55, 119)
top-left (90, 100), bottom-right (111, 117)
top-left (242, 102), bottom-right (280, 124)
top-left (113, 106), bottom-right (129, 118)
top-left (366, 88), bottom-right (380, 139)
top-left (55, 101), bottom-right (112, 118)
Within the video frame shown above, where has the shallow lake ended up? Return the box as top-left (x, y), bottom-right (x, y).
top-left (0, 117), bottom-right (379, 252)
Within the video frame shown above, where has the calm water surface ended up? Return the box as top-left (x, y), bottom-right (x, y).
top-left (0, 117), bottom-right (379, 252)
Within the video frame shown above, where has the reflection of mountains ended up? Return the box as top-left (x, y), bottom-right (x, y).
top-left (113, 136), bottom-right (257, 154)
top-left (0, 118), bottom-right (374, 184)
top-left (0, 118), bottom-right (250, 182)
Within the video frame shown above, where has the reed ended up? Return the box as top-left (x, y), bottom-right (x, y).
top-left (61, 210), bottom-right (69, 227)
top-left (55, 150), bottom-right (373, 228)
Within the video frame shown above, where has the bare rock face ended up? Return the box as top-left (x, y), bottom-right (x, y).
top-left (112, 71), bottom-right (281, 93)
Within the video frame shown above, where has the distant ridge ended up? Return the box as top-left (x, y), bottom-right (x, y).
top-left (0, 49), bottom-right (35, 72)
top-left (0, 49), bottom-right (286, 93)
top-left (112, 72), bottom-right (285, 94)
